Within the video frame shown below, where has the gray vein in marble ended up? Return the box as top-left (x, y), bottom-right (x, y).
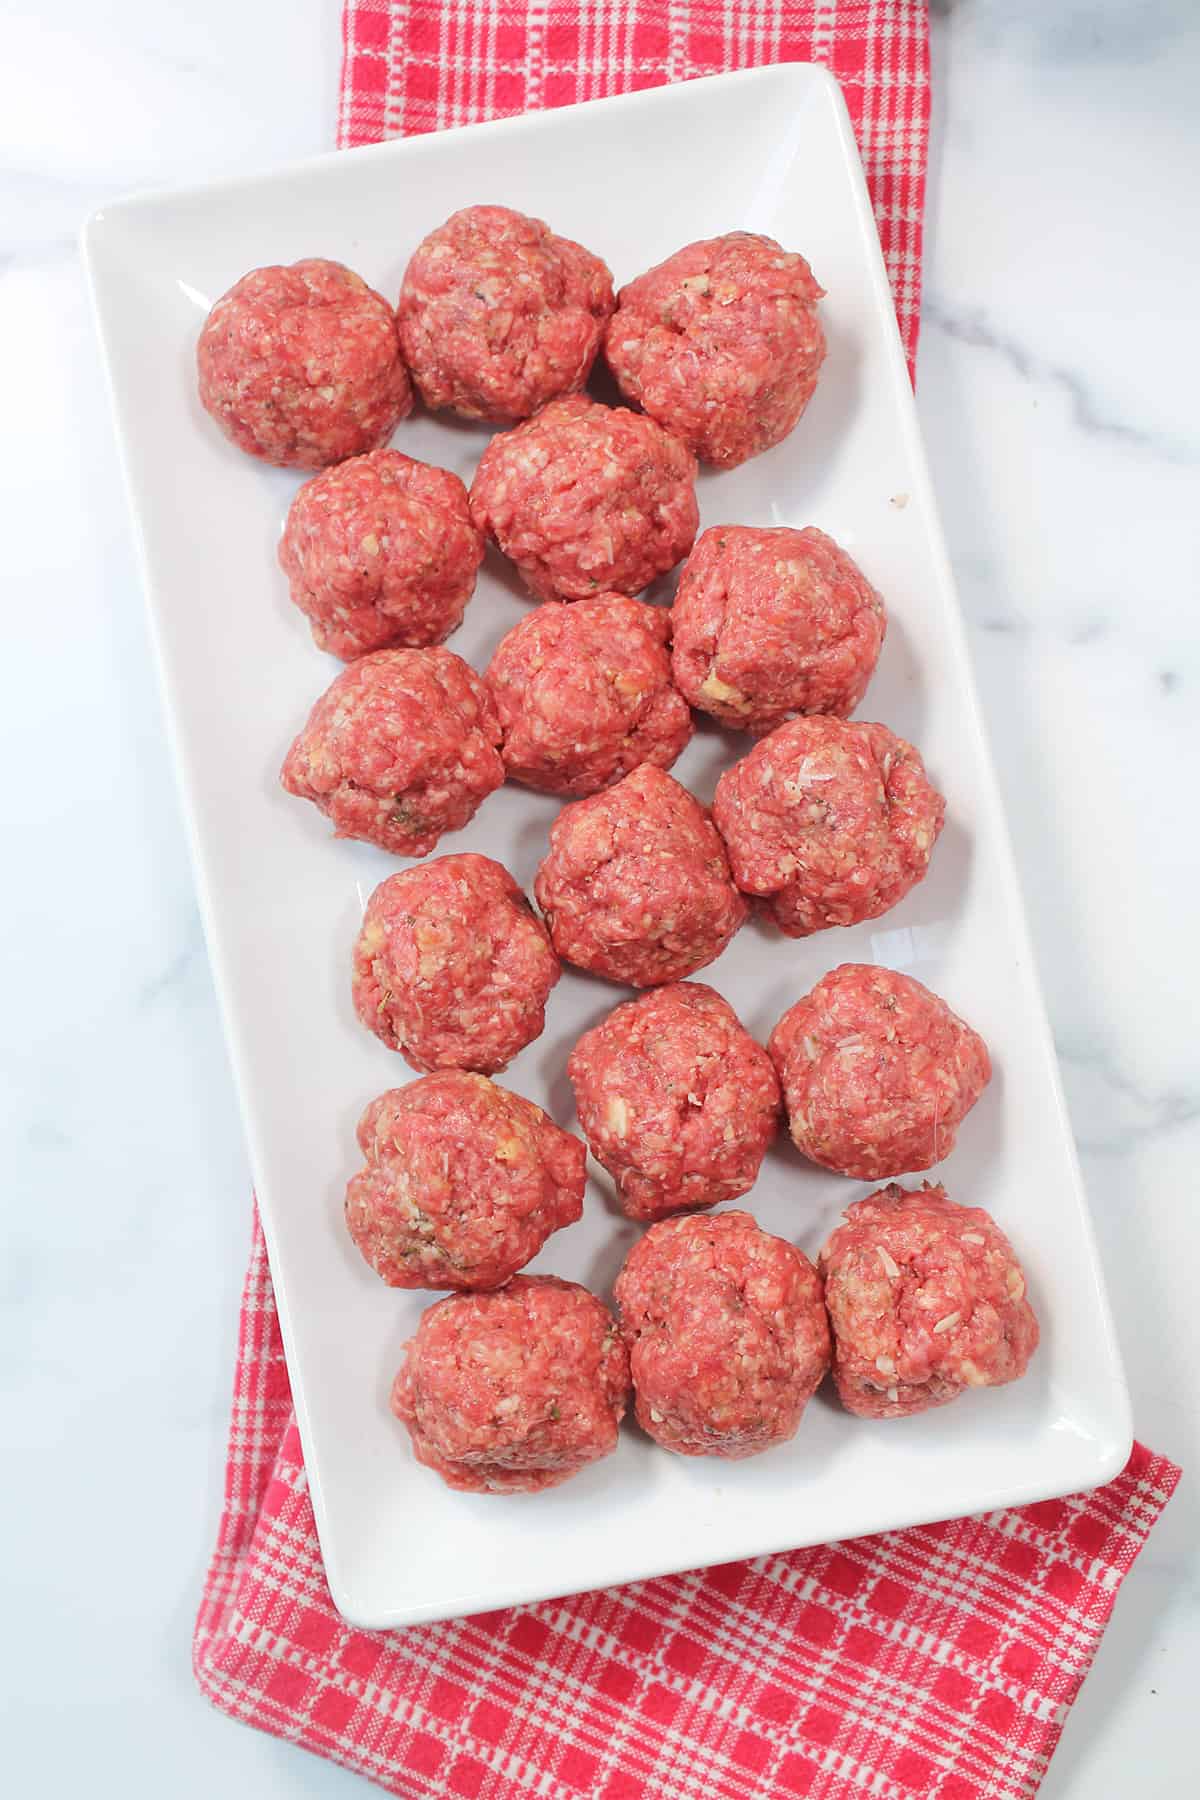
top-left (137, 940), bottom-right (202, 1008)
top-left (922, 298), bottom-right (1200, 467)
top-left (1158, 670), bottom-right (1181, 695)
top-left (1057, 1040), bottom-right (1200, 1155)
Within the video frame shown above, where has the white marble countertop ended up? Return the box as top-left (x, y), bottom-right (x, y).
top-left (3, 1), bottom-right (1196, 1792)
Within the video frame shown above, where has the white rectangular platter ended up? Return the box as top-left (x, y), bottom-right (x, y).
top-left (84, 64), bottom-right (1130, 1629)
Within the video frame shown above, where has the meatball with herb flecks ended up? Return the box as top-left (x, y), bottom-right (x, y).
top-left (818, 1183), bottom-right (1038, 1419)
top-left (280, 648), bottom-right (503, 857)
top-left (346, 1072), bottom-right (585, 1291)
top-left (197, 259), bottom-right (411, 468)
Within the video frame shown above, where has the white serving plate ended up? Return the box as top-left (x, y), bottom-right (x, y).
top-left (84, 64), bottom-right (1130, 1629)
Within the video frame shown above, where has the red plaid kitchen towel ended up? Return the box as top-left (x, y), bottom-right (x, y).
top-left (194, 5), bottom-right (1182, 1795)
top-left (338, 0), bottom-right (930, 374)
top-left (196, 1219), bottom-right (1179, 1800)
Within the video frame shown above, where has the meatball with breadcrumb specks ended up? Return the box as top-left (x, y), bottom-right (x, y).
top-left (279, 449), bottom-right (484, 660)
top-left (819, 1184), bottom-right (1038, 1419)
top-left (352, 855), bottom-right (560, 1074)
top-left (346, 1072), bottom-right (585, 1291)
top-left (280, 648), bottom-right (503, 857)
top-left (672, 526), bottom-right (885, 733)
top-left (469, 396), bottom-right (699, 603)
top-left (398, 205), bottom-right (614, 421)
top-left (391, 1276), bottom-right (629, 1492)
top-left (605, 232), bottom-right (825, 468)
top-left (534, 765), bottom-right (747, 987)
top-left (197, 259), bottom-right (412, 469)
top-left (615, 1211), bottom-right (830, 1458)
top-left (568, 983), bottom-right (779, 1221)
top-left (770, 965), bottom-right (991, 1180)
top-left (485, 595), bottom-right (693, 795)
top-left (713, 716), bottom-right (945, 936)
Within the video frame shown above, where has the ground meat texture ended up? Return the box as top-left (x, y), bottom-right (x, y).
top-left (280, 648), bottom-right (503, 857)
top-left (278, 449), bottom-right (484, 660)
top-left (533, 764), bottom-right (747, 987)
top-left (352, 855), bottom-right (560, 1074)
top-left (469, 396), bottom-right (699, 603)
top-left (604, 232), bottom-right (825, 469)
top-left (712, 716), bottom-right (945, 937)
top-left (346, 1072), bottom-right (585, 1291)
top-left (568, 984), bottom-right (780, 1221)
top-left (769, 964), bottom-right (991, 1180)
top-left (391, 1275), bottom-right (630, 1493)
top-left (484, 596), bottom-right (693, 795)
top-left (614, 1211), bottom-right (830, 1458)
top-left (397, 206), bottom-right (614, 422)
top-left (196, 260), bottom-right (412, 469)
top-left (671, 526), bottom-right (886, 734)
top-left (818, 1184), bottom-right (1038, 1419)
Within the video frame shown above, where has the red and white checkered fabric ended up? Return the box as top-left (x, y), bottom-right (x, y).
top-left (194, 7), bottom-right (1182, 1794)
top-left (337, 0), bottom-right (931, 374)
top-left (195, 1216), bottom-right (1179, 1800)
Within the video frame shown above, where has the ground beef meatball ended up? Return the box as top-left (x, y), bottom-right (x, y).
top-left (391, 1275), bottom-right (630, 1493)
top-left (279, 449), bottom-right (484, 659)
top-left (672, 526), bottom-right (885, 733)
top-left (713, 716), bottom-right (945, 936)
top-left (352, 855), bottom-right (560, 1074)
top-left (568, 983), bottom-right (780, 1220)
top-left (604, 232), bottom-right (825, 469)
top-left (469, 396), bottom-right (698, 602)
top-left (484, 595), bottom-right (693, 795)
top-left (534, 764), bottom-right (747, 987)
top-left (280, 648), bottom-right (503, 857)
top-left (614, 1210), bottom-right (830, 1458)
top-left (818, 1184), bottom-right (1038, 1419)
top-left (397, 205), bottom-right (614, 421)
top-left (770, 964), bottom-right (991, 1180)
top-left (196, 259), bottom-right (412, 469)
top-left (346, 1072), bottom-right (585, 1291)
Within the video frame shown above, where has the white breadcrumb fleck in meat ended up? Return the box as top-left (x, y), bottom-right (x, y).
top-left (568, 982), bottom-right (779, 1220)
top-left (769, 963), bottom-right (991, 1178)
top-left (345, 1072), bottom-right (585, 1291)
top-left (352, 853), bottom-right (559, 1074)
top-left (614, 1210), bottom-right (830, 1457)
top-left (391, 1275), bottom-right (629, 1492)
top-left (818, 1183), bottom-right (1039, 1419)
top-left (280, 648), bottom-right (503, 856)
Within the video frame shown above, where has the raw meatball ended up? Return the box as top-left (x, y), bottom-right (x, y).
top-left (196, 259), bottom-right (412, 469)
top-left (281, 648), bottom-right (503, 857)
top-left (818, 1183), bottom-right (1038, 1418)
top-left (345, 1072), bottom-right (585, 1291)
top-left (770, 964), bottom-right (991, 1180)
top-left (279, 449), bottom-right (484, 660)
top-left (469, 396), bottom-right (699, 602)
top-left (484, 595), bottom-right (693, 795)
top-left (672, 526), bottom-right (885, 733)
top-left (398, 205), bottom-right (614, 421)
top-left (391, 1275), bottom-right (630, 1493)
top-left (604, 232), bottom-right (825, 469)
top-left (713, 716), bottom-right (945, 936)
top-left (614, 1210), bottom-right (830, 1458)
top-left (568, 983), bottom-right (780, 1221)
top-left (534, 764), bottom-right (747, 987)
top-left (353, 854), bottom-right (560, 1074)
